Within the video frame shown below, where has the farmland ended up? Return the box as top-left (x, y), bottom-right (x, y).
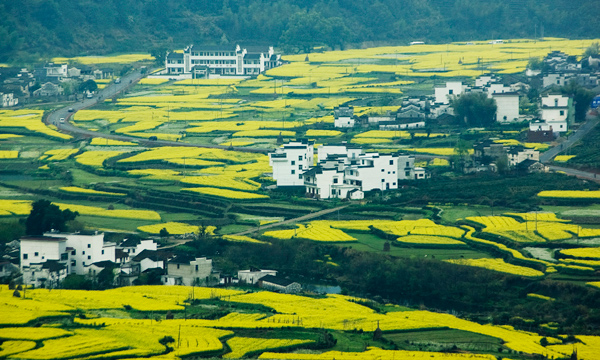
top-left (0, 284), bottom-right (592, 360)
top-left (2, 37), bottom-right (600, 360)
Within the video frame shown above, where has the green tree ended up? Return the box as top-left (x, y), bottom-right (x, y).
top-left (583, 42), bottom-right (600, 58)
top-left (159, 227), bottom-right (169, 238)
top-left (527, 57), bottom-right (542, 70)
top-left (25, 199), bottom-right (78, 235)
top-left (79, 79), bottom-right (98, 93)
top-left (561, 80), bottom-right (596, 122)
top-left (451, 93), bottom-right (497, 127)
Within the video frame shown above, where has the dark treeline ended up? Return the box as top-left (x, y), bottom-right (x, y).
top-left (2, 0), bottom-right (600, 61)
top-left (179, 237), bottom-right (600, 336)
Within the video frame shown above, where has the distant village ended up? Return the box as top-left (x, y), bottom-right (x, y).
top-left (1, 231), bottom-right (298, 293)
top-left (268, 50), bottom-right (600, 199)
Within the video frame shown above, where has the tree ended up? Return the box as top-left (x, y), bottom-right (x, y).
top-left (527, 57), bottom-right (542, 70)
top-left (583, 42), bottom-right (600, 58)
top-left (561, 80), bottom-right (596, 122)
top-left (159, 227), bottom-right (169, 238)
top-left (25, 199), bottom-right (78, 235)
top-left (79, 79), bottom-right (97, 93)
top-left (451, 92), bottom-right (497, 127)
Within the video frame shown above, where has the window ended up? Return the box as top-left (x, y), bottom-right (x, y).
top-left (23, 254), bottom-right (28, 260)
top-left (61, 253), bottom-right (68, 261)
top-left (381, 179), bottom-right (385, 182)
top-left (177, 264), bottom-right (180, 269)
top-left (87, 256), bottom-right (91, 260)
top-left (449, 89), bottom-right (454, 94)
top-left (71, 250), bottom-right (76, 255)
top-left (82, 251), bottom-right (85, 255)
top-left (560, 110), bottom-right (564, 116)
top-left (389, 160), bottom-right (394, 165)
top-left (291, 170), bottom-right (295, 174)
top-left (195, 265), bottom-right (199, 271)
top-left (82, 262), bottom-right (85, 266)
top-left (381, 169), bottom-right (384, 172)
top-left (87, 244), bottom-right (91, 248)
top-left (34, 252), bottom-right (39, 257)
top-left (405, 171), bottom-right (411, 177)
top-left (71, 260), bottom-right (76, 266)
top-left (291, 160), bottom-right (295, 165)
top-left (101, 250), bottom-right (104, 255)
top-left (333, 178), bottom-right (338, 184)
top-left (406, 162), bottom-right (410, 167)
top-left (298, 155), bottom-right (302, 161)
top-left (393, 182), bottom-right (397, 186)
top-left (332, 189), bottom-right (336, 195)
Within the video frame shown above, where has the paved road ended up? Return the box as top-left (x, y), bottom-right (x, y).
top-left (232, 205), bottom-right (349, 236)
top-left (540, 118), bottom-right (599, 163)
top-left (46, 69), bottom-right (269, 154)
top-left (548, 165), bottom-right (599, 181)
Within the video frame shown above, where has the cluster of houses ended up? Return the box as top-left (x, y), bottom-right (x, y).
top-left (468, 140), bottom-right (546, 174)
top-left (0, 63), bottom-right (116, 106)
top-left (269, 140), bottom-right (427, 200)
top-left (6, 231), bottom-right (301, 293)
top-left (165, 44), bottom-right (282, 78)
top-left (330, 49), bottom-right (600, 141)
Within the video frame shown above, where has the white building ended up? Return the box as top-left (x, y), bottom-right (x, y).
top-left (238, 268), bottom-right (277, 284)
top-left (117, 238), bottom-right (158, 257)
top-left (44, 63), bottom-right (68, 79)
top-left (434, 81), bottom-right (467, 104)
top-left (1, 93), bottom-right (18, 107)
top-left (269, 140), bottom-right (315, 186)
top-left (22, 260), bottom-right (67, 289)
top-left (333, 106), bottom-right (355, 128)
top-left (43, 232), bottom-right (115, 275)
top-left (20, 235), bottom-right (70, 271)
top-left (493, 92), bottom-right (520, 123)
top-left (507, 146), bottom-right (540, 167)
top-left (165, 45), bottom-right (282, 77)
top-left (475, 74), bottom-right (498, 87)
top-left (299, 145), bottom-right (419, 200)
top-left (162, 256), bottom-right (219, 286)
top-left (540, 94), bottom-right (571, 133)
top-left (543, 73), bottom-right (570, 88)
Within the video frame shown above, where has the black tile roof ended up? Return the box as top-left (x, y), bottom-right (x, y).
top-left (260, 275), bottom-right (297, 287)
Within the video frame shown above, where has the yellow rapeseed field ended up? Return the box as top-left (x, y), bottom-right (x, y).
top-left (225, 337), bottom-right (313, 358)
top-left (59, 186), bottom-right (126, 196)
top-left (138, 222), bottom-right (199, 235)
top-left (445, 258), bottom-right (544, 278)
top-left (537, 190), bottom-right (600, 199)
top-left (0, 150), bottom-right (18, 159)
top-left (182, 187), bottom-right (269, 200)
top-left (75, 151), bottom-right (127, 167)
top-left (39, 149), bottom-right (78, 161)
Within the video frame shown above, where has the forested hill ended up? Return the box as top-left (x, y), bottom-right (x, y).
top-left (2, 0), bottom-right (600, 61)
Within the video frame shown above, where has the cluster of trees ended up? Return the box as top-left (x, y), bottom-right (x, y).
top-left (3, 0), bottom-right (600, 61)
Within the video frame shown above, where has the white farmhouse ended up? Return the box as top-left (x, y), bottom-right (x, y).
top-left (507, 146), bottom-right (540, 167)
top-left (287, 144), bottom-right (420, 200)
top-left (493, 92), bottom-right (520, 123)
top-left (540, 94), bottom-right (571, 133)
top-left (434, 81), bottom-right (467, 104)
top-left (333, 106), bottom-right (355, 128)
top-left (269, 140), bottom-right (315, 186)
top-left (43, 232), bottom-right (115, 275)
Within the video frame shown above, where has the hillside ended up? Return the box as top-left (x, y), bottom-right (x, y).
top-left (2, 0), bottom-right (600, 61)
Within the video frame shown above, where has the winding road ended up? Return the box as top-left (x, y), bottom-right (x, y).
top-left (45, 68), bottom-right (269, 154)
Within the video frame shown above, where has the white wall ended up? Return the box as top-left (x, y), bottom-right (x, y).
top-left (20, 239), bottom-right (66, 269)
top-left (494, 94), bottom-right (520, 123)
top-left (435, 82), bottom-right (464, 104)
top-left (541, 94), bottom-right (569, 107)
top-left (44, 233), bottom-right (114, 274)
top-left (238, 269), bottom-right (277, 284)
top-left (334, 116), bottom-right (355, 128)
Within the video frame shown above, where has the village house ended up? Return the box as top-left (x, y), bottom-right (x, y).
top-left (271, 142), bottom-right (421, 200)
top-left (507, 146), bottom-right (540, 167)
top-left (238, 268), bottom-right (277, 284)
top-left (333, 105), bottom-right (355, 128)
top-left (269, 140), bottom-right (315, 186)
top-left (0, 92), bottom-right (18, 107)
top-left (161, 255), bottom-right (219, 286)
top-left (33, 82), bottom-right (64, 97)
top-left (19, 232), bottom-right (117, 287)
top-left (165, 44), bottom-right (282, 77)
top-left (434, 81), bottom-right (468, 104)
top-left (258, 275), bottom-right (302, 294)
top-left (539, 93), bottom-right (573, 134)
top-left (22, 260), bottom-right (67, 289)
